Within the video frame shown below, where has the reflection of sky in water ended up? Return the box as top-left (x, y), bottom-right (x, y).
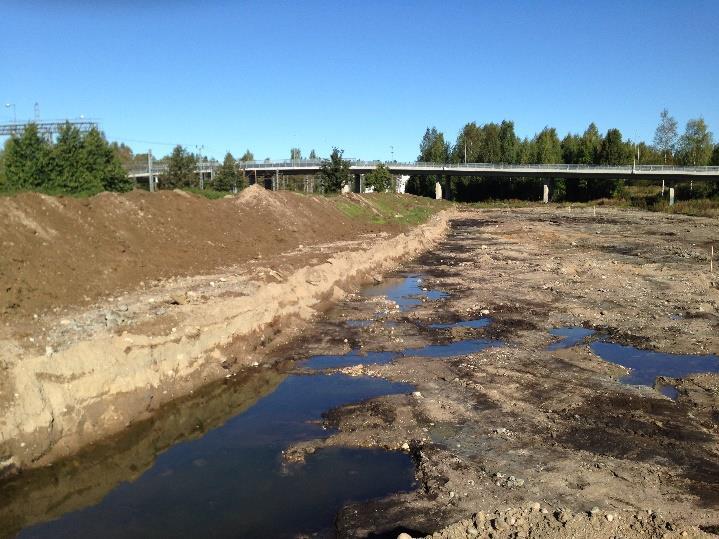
top-left (591, 341), bottom-right (719, 400)
top-left (547, 327), bottom-right (596, 350)
top-left (362, 274), bottom-right (448, 311)
top-left (19, 374), bottom-right (415, 539)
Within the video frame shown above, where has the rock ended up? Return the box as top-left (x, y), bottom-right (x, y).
top-left (168, 294), bottom-right (186, 305)
top-left (530, 502), bottom-right (541, 512)
top-left (372, 274), bottom-right (383, 284)
top-left (397, 533), bottom-right (413, 539)
top-left (494, 427), bottom-right (507, 434)
top-left (589, 506), bottom-right (600, 517)
top-left (412, 391), bottom-right (423, 399)
top-left (480, 309), bottom-right (490, 315)
top-left (401, 442), bottom-right (410, 451)
top-left (606, 514), bottom-right (614, 522)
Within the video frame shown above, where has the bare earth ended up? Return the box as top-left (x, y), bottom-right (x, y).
top-left (271, 206), bottom-right (719, 538)
top-left (1, 196), bottom-right (719, 538)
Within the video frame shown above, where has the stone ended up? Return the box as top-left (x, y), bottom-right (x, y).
top-left (480, 309), bottom-right (490, 315)
top-left (397, 534), bottom-right (413, 539)
top-left (606, 514), bottom-right (614, 522)
top-left (372, 274), bottom-right (383, 284)
top-left (412, 391), bottom-right (423, 399)
top-left (401, 442), bottom-right (410, 451)
top-left (530, 502), bottom-right (541, 512)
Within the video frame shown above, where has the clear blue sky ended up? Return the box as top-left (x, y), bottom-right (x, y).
top-left (3, 0), bottom-right (718, 162)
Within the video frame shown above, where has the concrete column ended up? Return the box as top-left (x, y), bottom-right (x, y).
top-left (543, 184), bottom-right (549, 203)
top-left (435, 181), bottom-right (443, 200)
top-left (354, 174), bottom-right (361, 193)
top-left (274, 169), bottom-right (279, 191)
top-left (669, 187), bottom-right (675, 206)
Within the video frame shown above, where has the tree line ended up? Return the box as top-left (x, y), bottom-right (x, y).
top-left (0, 123), bottom-right (133, 194)
top-left (406, 110), bottom-right (718, 201)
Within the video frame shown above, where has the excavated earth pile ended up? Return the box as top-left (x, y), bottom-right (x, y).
top-left (0, 187), bottom-right (452, 473)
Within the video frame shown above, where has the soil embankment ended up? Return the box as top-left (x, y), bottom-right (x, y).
top-left (0, 188), bottom-right (453, 473)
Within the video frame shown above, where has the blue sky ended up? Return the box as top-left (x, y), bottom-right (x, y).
top-left (3, 0), bottom-right (718, 161)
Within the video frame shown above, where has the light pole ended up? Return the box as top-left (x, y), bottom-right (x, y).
top-left (390, 145), bottom-right (394, 162)
top-left (5, 103), bottom-right (16, 123)
top-left (195, 145), bottom-right (205, 189)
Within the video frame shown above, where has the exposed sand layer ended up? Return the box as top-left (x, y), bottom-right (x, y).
top-left (0, 189), bottom-right (453, 473)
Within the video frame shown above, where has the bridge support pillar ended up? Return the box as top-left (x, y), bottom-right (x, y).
top-left (274, 170), bottom-right (279, 191)
top-left (435, 181), bottom-right (443, 200)
top-left (543, 184), bottom-right (549, 203)
top-left (669, 187), bottom-right (675, 206)
top-left (354, 174), bottom-right (361, 193)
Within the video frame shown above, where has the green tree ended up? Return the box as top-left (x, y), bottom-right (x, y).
top-left (498, 120), bottom-right (518, 163)
top-left (82, 128), bottom-right (133, 192)
top-left (290, 148), bottom-right (302, 160)
top-left (419, 127), bottom-right (449, 163)
top-left (534, 127), bottom-right (562, 163)
top-left (0, 146), bottom-right (6, 189)
top-left (452, 122), bottom-right (483, 163)
top-left (319, 147), bottom-right (351, 193)
top-left (478, 122), bottom-right (502, 163)
top-left (4, 123), bottom-right (52, 190)
top-left (214, 152), bottom-right (239, 191)
top-left (712, 144), bottom-right (719, 166)
top-left (50, 123), bottom-right (104, 194)
top-left (309, 149), bottom-right (317, 159)
top-left (364, 163), bottom-right (395, 192)
top-left (677, 118), bottom-right (714, 165)
top-left (598, 128), bottom-right (630, 165)
top-left (161, 145), bottom-right (197, 189)
top-left (653, 109), bottom-right (678, 164)
top-left (240, 150), bottom-right (254, 162)
top-left (578, 123), bottom-right (601, 164)
top-left (561, 133), bottom-right (581, 164)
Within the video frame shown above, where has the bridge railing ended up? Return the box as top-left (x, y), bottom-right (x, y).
top-left (129, 160), bottom-right (719, 175)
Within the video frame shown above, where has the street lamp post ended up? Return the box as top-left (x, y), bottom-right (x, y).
top-left (5, 103), bottom-right (16, 123)
top-left (196, 145), bottom-right (205, 189)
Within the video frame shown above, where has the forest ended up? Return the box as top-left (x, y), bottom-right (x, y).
top-left (406, 110), bottom-right (719, 202)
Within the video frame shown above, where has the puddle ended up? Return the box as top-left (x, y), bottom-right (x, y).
top-left (362, 274), bottom-right (447, 311)
top-left (404, 338), bottom-right (502, 358)
top-left (15, 374), bottom-right (415, 538)
top-left (591, 341), bottom-right (719, 398)
top-left (547, 327), bottom-right (596, 350)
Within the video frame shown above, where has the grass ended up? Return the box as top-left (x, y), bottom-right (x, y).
top-left (182, 187), bottom-right (230, 200)
top-left (333, 192), bottom-right (451, 226)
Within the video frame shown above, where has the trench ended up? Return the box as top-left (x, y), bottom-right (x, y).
top-left (2, 275), bottom-right (498, 539)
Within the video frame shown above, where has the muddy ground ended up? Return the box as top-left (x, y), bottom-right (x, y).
top-left (2, 202), bottom-right (718, 538)
top-left (268, 205), bottom-right (719, 537)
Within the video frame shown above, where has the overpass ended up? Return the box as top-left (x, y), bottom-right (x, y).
top-left (128, 159), bottom-right (719, 195)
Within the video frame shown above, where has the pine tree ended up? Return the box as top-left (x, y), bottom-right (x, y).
top-left (161, 145), bottom-right (197, 189)
top-left (214, 152), bottom-right (239, 191)
top-left (319, 148), bottom-right (351, 193)
top-left (4, 123), bottom-right (52, 190)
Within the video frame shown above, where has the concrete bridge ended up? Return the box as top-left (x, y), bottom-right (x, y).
top-left (236, 160), bottom-right (719, 181)
top-left (128, 159), bottom-right (719, 202)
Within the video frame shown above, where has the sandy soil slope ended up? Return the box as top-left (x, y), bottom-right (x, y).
top-left (0, 188), bottom-right (452, 473)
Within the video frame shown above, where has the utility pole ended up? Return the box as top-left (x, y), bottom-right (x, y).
top-left (34, 102), bottom-right (40, 121)
top-left (148, 149), bottom-right (154, 192)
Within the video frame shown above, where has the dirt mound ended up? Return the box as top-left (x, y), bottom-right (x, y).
top-left (0, 189), bottom-right (426, 326)
top-left (425, 505), bottom-right (709, 538)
